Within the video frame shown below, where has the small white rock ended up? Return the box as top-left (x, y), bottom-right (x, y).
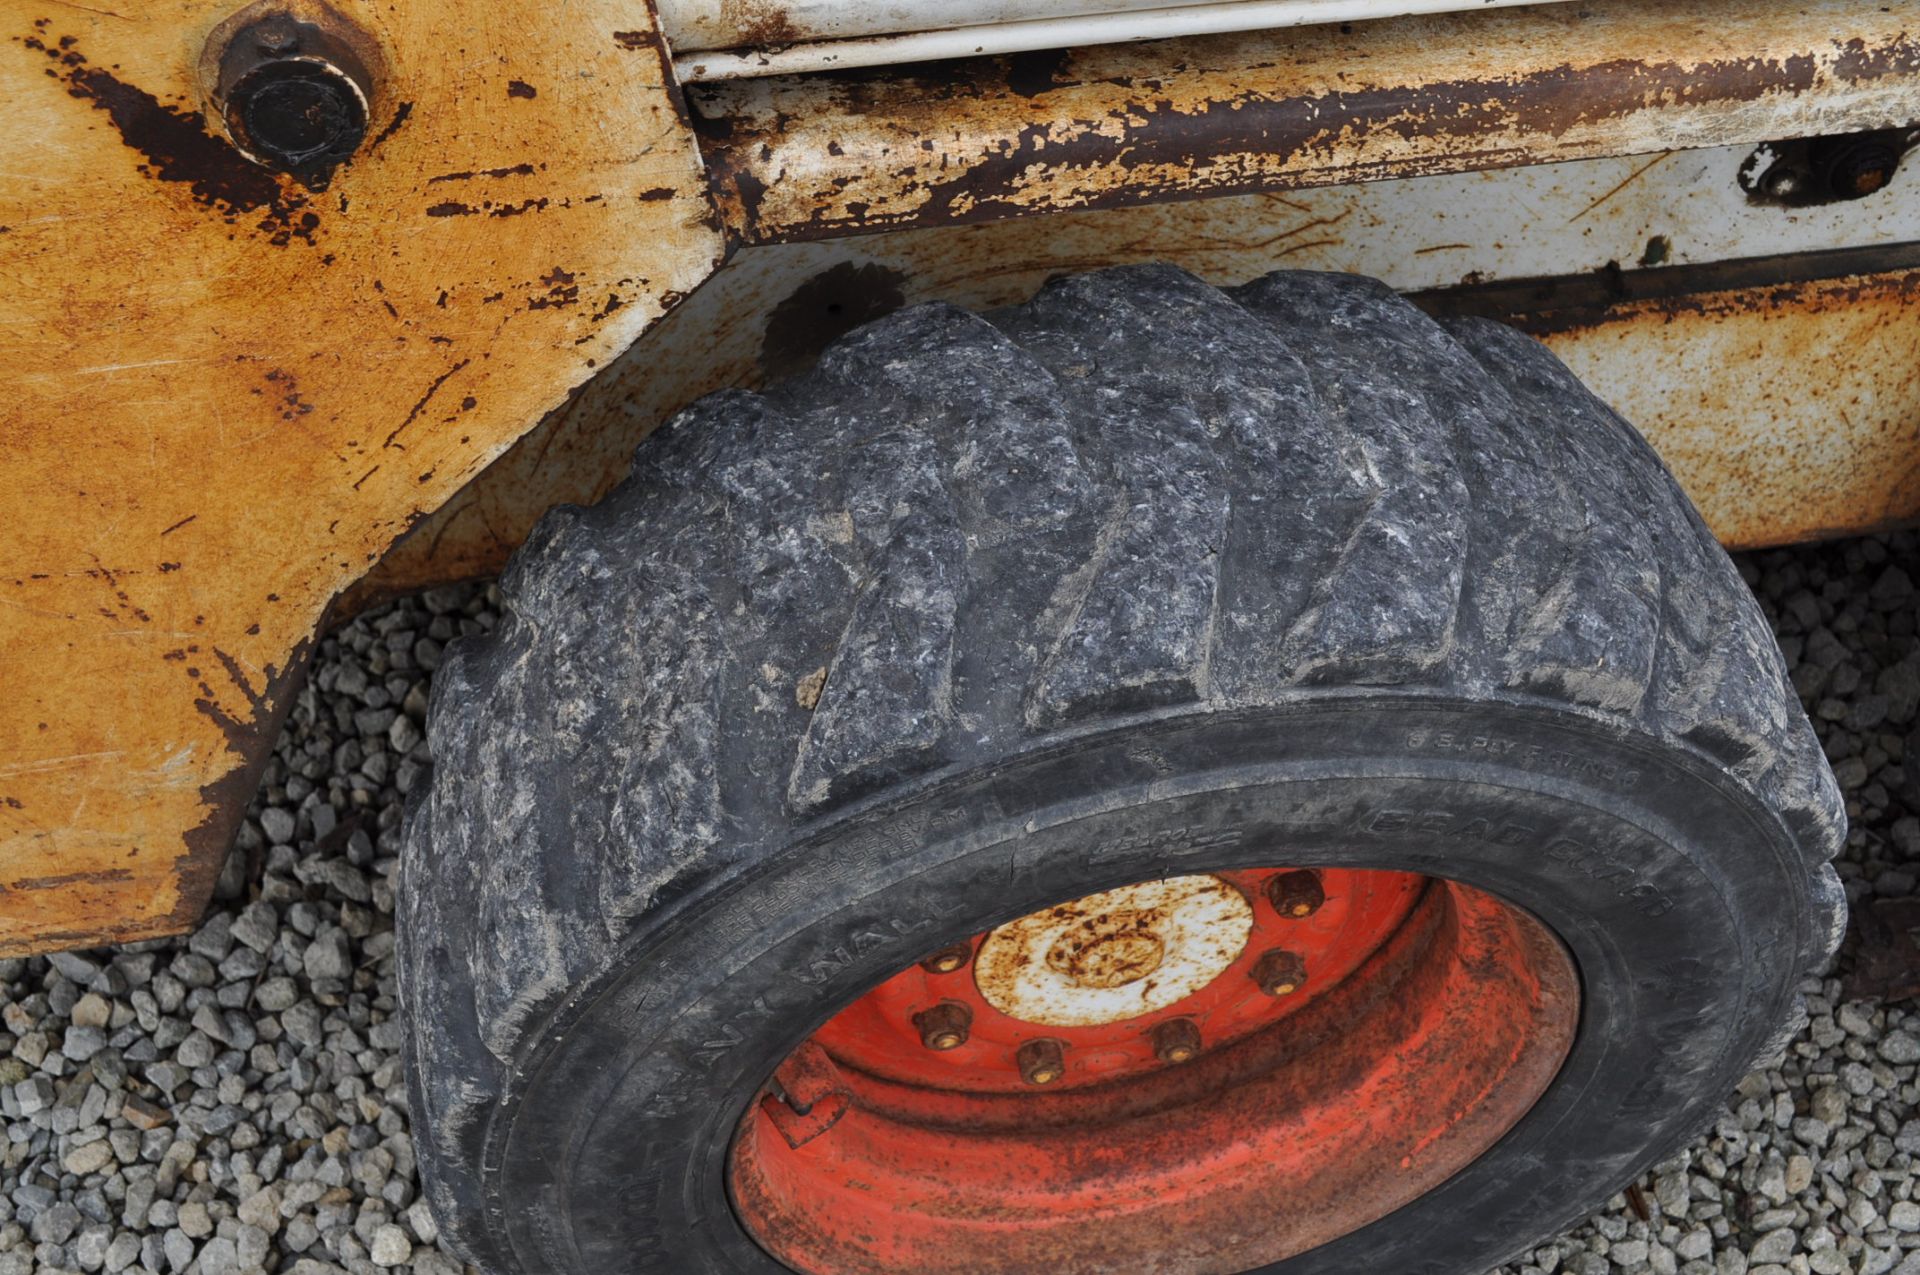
top-left (370, 1223), bottom-right (413, 1267)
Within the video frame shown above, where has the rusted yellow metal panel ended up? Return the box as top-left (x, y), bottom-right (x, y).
top-left (0, 0), bottom-right (724, 952)
top-left (696, 0), bottom-right (1920, 242)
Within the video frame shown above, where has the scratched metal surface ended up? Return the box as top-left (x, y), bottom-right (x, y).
top-left (0, 1), bottom-right (724, 953)
top-left (692, 0), bottom-right (1920, 242)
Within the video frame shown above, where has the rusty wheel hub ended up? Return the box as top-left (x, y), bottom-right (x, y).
top-left (976, 874), bottom-right (1252, 1027)
top-left (728, 867), bottom-right (1579, 1274)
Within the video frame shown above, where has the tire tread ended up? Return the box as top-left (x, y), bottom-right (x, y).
top-left (402, 264), bottom-right (1845, 1268)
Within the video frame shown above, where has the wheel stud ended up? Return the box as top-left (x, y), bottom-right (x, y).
top-left (1152, 1017), bottom-right (1202, 1064)
top-left (1016, 1038), bottom-right (1066, 1085)
top-left (1266, 869), bottom-right (1325, 918)
top-left (919, 942), bottom-right (973, 975)
top-left (913, 1001), bottom-right (972, 1051)
top-left (1252, 949), bottom-right (1308, 997)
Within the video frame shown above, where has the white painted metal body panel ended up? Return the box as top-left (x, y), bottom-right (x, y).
top-left (1096, 145), bottom-right (1920, 292)
top-left (666, 0), bottom-right (1577, 80)
top-left (661, 0), bottom-right (1235, 48)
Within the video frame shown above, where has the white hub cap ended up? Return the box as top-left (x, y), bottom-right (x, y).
top-left (972, 874), bottom-right (1254, 1027)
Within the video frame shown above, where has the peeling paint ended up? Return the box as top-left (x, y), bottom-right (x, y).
top-left (692, 0), bottom-right (1919, 243)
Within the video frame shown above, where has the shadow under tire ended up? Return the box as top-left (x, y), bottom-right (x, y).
top-left (400, 265), bottom-right (1846, 1275)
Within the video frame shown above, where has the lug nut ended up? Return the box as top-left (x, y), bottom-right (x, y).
top-left (1252, 949), bottom-right (1308, 997)
top-left (1016, 1038), bottom-right (1067, 1085)
top-left (1266, 869), bottom-right (1325, 919)
top-left (913, 1001), bottom-right (972, 1052)
top-left (1151, 1017), bottom-right (1202, 1065)
top-left (919, 942), bottom-right (973, 975)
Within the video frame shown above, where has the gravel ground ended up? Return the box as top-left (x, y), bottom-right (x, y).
top-left (0, 528), bottom-right (1915, 1275)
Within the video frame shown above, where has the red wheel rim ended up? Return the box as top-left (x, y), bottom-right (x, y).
top-left (728, 867), bottom-right (1579, 1274)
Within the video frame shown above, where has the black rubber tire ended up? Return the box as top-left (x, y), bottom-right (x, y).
top-left (400, 265), bottom-right (1846, 1275)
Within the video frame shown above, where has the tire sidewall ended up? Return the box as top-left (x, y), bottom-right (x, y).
top-left (489, 697), bottom-right (1813, 1275)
